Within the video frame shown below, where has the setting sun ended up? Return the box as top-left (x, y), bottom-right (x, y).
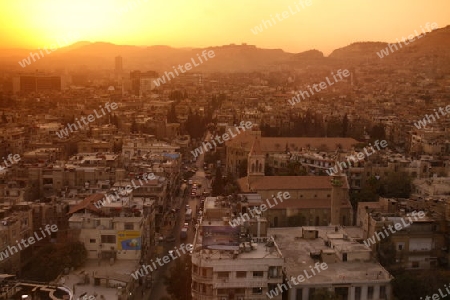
top-left (1, 0), bottom-right (449, 54)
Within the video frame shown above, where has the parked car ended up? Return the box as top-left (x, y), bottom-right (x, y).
top-left (166, 235), bottom-right (176, 242)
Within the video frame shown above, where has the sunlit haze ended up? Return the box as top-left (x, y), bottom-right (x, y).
top-left (1, 0), bottom-right (450, 54)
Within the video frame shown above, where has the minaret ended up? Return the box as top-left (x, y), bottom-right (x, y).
top-left (330, 163), bottom-right (348, 226)
top-left (247, 137), bottom-right (265, 188)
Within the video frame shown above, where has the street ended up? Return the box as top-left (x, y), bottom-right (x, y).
top-left (148, 145), bottom-right (210, 300)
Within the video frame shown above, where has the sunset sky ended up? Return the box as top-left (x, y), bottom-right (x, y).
top-left (1, 0), bottom-right (449, 55)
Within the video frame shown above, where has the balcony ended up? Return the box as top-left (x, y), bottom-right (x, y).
top-left (192, 290), bottom-right (214, 300)
top-left (192, 273), bottom-right (213, 284)
top-left (213, 279), bottom-right (268, 289)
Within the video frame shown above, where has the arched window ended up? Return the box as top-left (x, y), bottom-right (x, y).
top-left (251, 163), bottom-right (255, 172)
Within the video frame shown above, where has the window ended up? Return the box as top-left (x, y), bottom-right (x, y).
top-left (89, 239), bottom-right (96, 243)
top-left (124, 223), bottom-right (134, 230)
top-left (368, 286), bottom-right (374, 299)
top-left (412, 261), bottom-right (419, 268)
top-left (397, 243), bottom-right (404, 251)
top-left (217, 272), bottom-right (229, 279)
top-left (380, 286), bottom-right (387, 299)
top-left (217, 289), bottom-right (227, 295)
top-left (253, 271), bottom-right (264, 278)
top-left (308, 288), bottom-right (315, 300)
top-left (101, 235), bottom-right (116, 244)
top-left (296, 288), bottom-right (303, 300)
top-left (252, 287), bottom-right (263, 295)
top-left (236, 271), bottom-right (246, 278)
top-left (355, 287), bottom-right (361, 300)
top-left (268, 266), bottom-right (280, 278)
top-left (268, 284), bottom-right (277, 293)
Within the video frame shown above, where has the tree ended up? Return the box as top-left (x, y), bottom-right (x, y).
top-left (264, 162), bottom-right (274, 176)
top-left (311, 288), bottom-right (338, 300)
top-left (342, 114), bottom-right (348, 137)
top-left (391, 270), bottom-right (450, 300)
top-left (238, 159), bottom-right (248, 178)
top-left (380, 172), bottom-right (411, 198)
top-left (164, 257), bottom-right (191, 300)
top-left (350, 175), bottom-right (381, 208)
top-left (22, 242), bottom-right (87, 281)
top-left (212, 168), bottom-right (224, 196)
top-left (130, 119), bottom-right (138, 133)
top-left (378, 237), bottom-right (396, 266)
top-left (370, 124), bottom-right (386, 140)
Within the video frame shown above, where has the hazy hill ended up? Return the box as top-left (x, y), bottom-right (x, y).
top-left (1, 26), bottom-right (449, 72)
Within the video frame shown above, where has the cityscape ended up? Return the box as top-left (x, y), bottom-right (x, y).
top-left (0, 1), bottom-right (450, 300)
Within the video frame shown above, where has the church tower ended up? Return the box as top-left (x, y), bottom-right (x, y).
top-left (330, 163), bottom-right (350, 226)
top-left (247, 137), bottom-right (265, 187)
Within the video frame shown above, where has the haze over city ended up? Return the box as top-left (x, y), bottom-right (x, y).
top-left (1, 0), bottom-right (450, 54)
top-left (1, 1), bottom-right (450, 300)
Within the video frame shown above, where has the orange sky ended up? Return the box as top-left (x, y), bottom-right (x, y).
top-left (1, 0), bottom-right (449, 55)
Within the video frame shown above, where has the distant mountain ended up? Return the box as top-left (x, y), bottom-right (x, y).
top-left (1, 26), bottom-right (449, 72)
top-left (329, 25), bottom-right (450, 65)
top-left (329, 42), bottom-right (388, 61)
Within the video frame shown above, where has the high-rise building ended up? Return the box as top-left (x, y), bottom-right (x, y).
top-left (12, 75), bottom-right (62, 94)
top-left (115, 56), bottom-right (123, 84)
top-left (115, 56), bottom-right (123, 73)
top-left (129, 70), bottom-right (158, 96)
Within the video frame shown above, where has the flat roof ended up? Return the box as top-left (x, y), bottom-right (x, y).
top-left (268, 227), bottom-right (392, 284)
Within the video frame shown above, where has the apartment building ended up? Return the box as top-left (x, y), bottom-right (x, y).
top-left (269, 226), bottom-right (393, 300)
top-left (357, 197), bottom-right (447, 269)
top-left (0, 206), bottom-right (33, 275)
top-left (68, 193), bottom-right (154, 261)
top-left (122, 135), bottom-right (180, 159)
top-left (191, 197), bottom-right (284, 300)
